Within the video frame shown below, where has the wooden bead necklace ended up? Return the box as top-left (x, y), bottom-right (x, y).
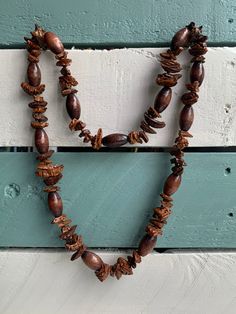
top-left (21, 23), bottom-right (207, 281)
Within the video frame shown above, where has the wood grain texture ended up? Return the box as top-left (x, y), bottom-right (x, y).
top-left (0, 0), bottom-right (236, 46)
top-left (1, 152), bottom-right (236, 248)
top-left (1, 250), bottom-right (236, 314)
top-left (1, 48), bottom-right (236, 147)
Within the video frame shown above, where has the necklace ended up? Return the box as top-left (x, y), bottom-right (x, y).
top-left (21, 23), bottom-right (207, 282)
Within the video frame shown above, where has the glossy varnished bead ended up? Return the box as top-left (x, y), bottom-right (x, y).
top-left (171, 27), bottom-right (191, 51)
top-left (27, 62), bottom-right (41, 87)
top-left (190, 62), bottom-right (204, 86)
top-left (82, 251), bottom-right (103, 270)
top-left (102, 133), bottom-right (128, 148)
top-left (44, 32), bottom-right (64, 54)
top-left (35, 129), bottom-right (49, 154)
top-left (66, 94), bottom-right (81, 119)
top-left (138, 234), bottom-right (157, 257)
top-left (179, 105), bottom-right (194, 131)
top-left (163, 174), bottom-right (182, 196)
top-left (48, 192), bottom-right (63, 217)
top-left (154, 87), bottom-right (172, 113)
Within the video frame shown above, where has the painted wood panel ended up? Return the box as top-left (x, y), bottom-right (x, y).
top-left (1, 152), bottom-right (235, 248)
top-left (0, 250), bottom-right (236, 314)
top-left (0, 0), bottom-right (236, 46)
top-left (1, 48), bottom-right (236, 147)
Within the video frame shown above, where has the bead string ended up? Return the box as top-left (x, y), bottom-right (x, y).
top-left (21, 23), bottom-right (207, 282)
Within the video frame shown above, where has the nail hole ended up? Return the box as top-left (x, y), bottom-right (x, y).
top-left (228, 212), bottom-right (234, 217)
top-left (4, 183), bottom-right (20, 199)
top-left (225, 104), bottom-right (231, 113)
top-left (228, 18), bottom-right (234, 23)
top-left (225, 167), bottom-right (231, 175)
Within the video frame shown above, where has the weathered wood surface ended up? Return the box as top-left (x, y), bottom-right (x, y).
top-left (1, 250), bottom-right (236, 314)
top-left (0, 0), bottom-right (235, 46)
top-left (1, 152), bottom-right (235, 248)
top-left (1, 48), bottom-right (236, 147)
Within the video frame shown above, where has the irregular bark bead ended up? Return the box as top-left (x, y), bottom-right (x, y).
top-left (44, 173), bottom-right (63, 186)
top-left (138, 234), bottom-right (157, 257)
top-left (35, 128), bottom-right (49, 154)
top-left (102, 133), bottom-right (128, 148)
top-left (179, 105), bottom-right (194, 131)
top-left (44, 32), bottom-right (64, 54)
top-left (27, 62), bottom-right (41, 87)
top-left (154, 87), bottom-right (172, 113)
top-left (190, 62), bottom-right (204, 86)
top-left (163, 174), bottom-right (182, 196)
top-left (144, 113), bottom-right (166, 129)
top-left (82, 251), bottom-right (103, 270)
top-left (66, 94), bottom-right (81, 119)
top-left (171, 26), bottom-right (191, 51)
top-left (48, 192), bottom-right (63, 217)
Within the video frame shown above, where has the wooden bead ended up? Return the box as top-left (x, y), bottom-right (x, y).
top-left (138, 234), bottom-right (157, 257)
top-left (171, 26), bottom-right (191, 51)
top-left (154, 87), bottom-right (172, 113)
top-left (48, 192), bottom-right (63, 217)
top-left (163, 174), bottom-right (182, 196)
top-left (66, 94), bottom-right (81, 119)
top-left (179, 105), bottom-right (194, 131)
top-left (190, 62), bottom-right (204, 86)
top-left (44, 32), bottom-right (64, 54)
top-left (82, 251), bottom-right (103, 270)
top-left (102, 133), bottom-right (128, 148)
top-left (35, 129), bottom-right (49, 154)
top-left (27, 62), bottom-right (41, 87)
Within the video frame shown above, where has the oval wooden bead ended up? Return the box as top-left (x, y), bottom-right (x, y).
top-left (35, 129), bottom-right (49, 154)
top-left (82, 251), bottom-right (103, 270)
top-left (154, 87), bottom-right (172, 113)
top-left (102, 133), bottom-right (128, 148)
top-left (179, 105), bottom-right (194, 131)
top-left (48, 192), bottom-right (63, 217)
top-left (27, 62), bottom-right (41, 87)
top-left (138, 234), bottom-right (157, 257)
top-left (66, 94), bottom-right (81, 119)
top-left (171, 27), bottom-right (191, 50)
top-left (44, 32), bottom-right (64, 54)
top-left (163, 174), bottom-right (182, 196)
top-left (190, 62), bottom-right (204, 86)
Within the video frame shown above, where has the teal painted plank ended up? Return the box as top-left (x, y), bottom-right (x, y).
top-left (0, 0), bottom-right (235, 47)
top-left (0, 152), bottom-right (236, 248)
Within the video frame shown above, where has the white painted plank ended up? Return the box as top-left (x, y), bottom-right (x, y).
top-left (0, 48), bottom-right (235, 147)
top-left (1, 250), bottom-right (236, 314)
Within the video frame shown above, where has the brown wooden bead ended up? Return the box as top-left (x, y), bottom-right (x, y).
top-left (163, 174), bottom-right (182, 196)
top-left (190, 62), bottom-right (204, 86)
top-left (66, 94), bottom-right (81, 119)
top-left (82, 251), bottom-right (103, 270)
top-left (179, 105), bottom-right (194, 131)
top-left (171, 25), bottom-right (192, 51)
top-left (154, 87), bottom-right (172, 113)
top-left (27, 62), bottom-right (41, 87)
top-left (138, 234), bottom-right (157, 257)
top-left (102, 133), bottom-right (128, 148)
top-left (48, 192), bottom-right (63, 217)
top-left (35, 128), bottom-right (49, 154)
top-left (44, 32), bottom-right (64, 54)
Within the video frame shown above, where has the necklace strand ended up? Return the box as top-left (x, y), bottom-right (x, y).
top-left (21, 23), bottom-right (207, 282)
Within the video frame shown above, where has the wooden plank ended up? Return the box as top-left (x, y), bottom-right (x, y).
top-left (1, 152), bottom-right (236, 248)
top-left (0, 0), bottom-right (236, 46)
top-left (0, 250), bottom-right (236, 314)
top-left (1, 48), bottom-right (236, 147)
